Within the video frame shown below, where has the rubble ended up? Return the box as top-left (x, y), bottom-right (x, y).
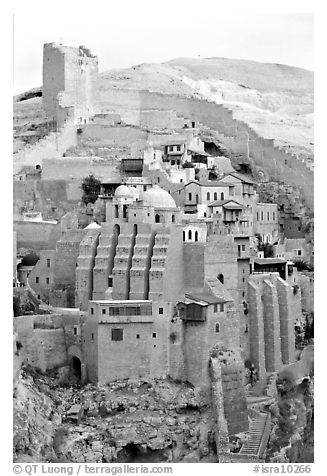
top-left (14, 366), bottom-right (216, 463)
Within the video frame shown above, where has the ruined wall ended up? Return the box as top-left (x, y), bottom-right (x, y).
top-left (14, 311), bottom-right (86, 372)
top-left (14, 220), bottom-right (61, 251)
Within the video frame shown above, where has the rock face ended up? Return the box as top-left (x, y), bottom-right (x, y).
top-left (266, 373), bottom-right (314, 463)
top-left (13, 367), bottom-right (217, 463)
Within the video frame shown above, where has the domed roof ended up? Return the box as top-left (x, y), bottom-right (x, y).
top-left (115, 185), bottom-right (134, 198)
top-left (84, 221), bottom-right (101, 230)
top-left (142, 185), bottom-right (176, 209)
top-left (20, 252), bottom-right (39, 267)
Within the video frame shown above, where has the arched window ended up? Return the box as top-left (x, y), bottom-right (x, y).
top-left (183, 231), bottom-right (185, 241)
top-left (218, 273), bottom-right (224, 284)
top-left (195, 231), bottom-right (198, 242)
top-left (188, 192), bottom-right (192, 201)
top-left (155, 214), bottom-right (160, 223)
top-left (188, 230), bottom-right (192, 240)
top-left (206, 192), bottom-right (210, 201)
top-left (172, 214), bottom-right (176, 223)
top-left (196, 194), bottom-right (199, 204)
top-left (114, 205), bottom-right (119, 218)
top-left (214, 192), bottom-right (217, 201)
top-left (123, 205), bottom-right (127, 219)
top-left (220, 192), bottom-right (225, 200)
top-left (215, 323), bottom-right (220, 333)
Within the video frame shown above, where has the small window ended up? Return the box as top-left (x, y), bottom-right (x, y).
top-left (267, 212), bottom-right (270, 221)
top-left (214, 192), bottom-right (217, 200)
top-left (188, 230), bottom-right (192, 240)
top-left (136, 334), bottom-right (140, 339)
top-left (183, 231), bottom-right (185, 241)
top-left (159, 307), bottom-right (163, 315)
top-left (218, 273), bottom-right (224, 284)
top-left (219, 303), bottom-right (224, 312)
top-left (102, 308), bottom-right (106, 314)
top-left (242, 277), bottom-right (245, 283)
top-left (73, 327), bottom-right (78, 336)
top-left (206, 192), bottom-right (210, 201)
top-left (177, 145), bottom-right (181, 151)
top-left (152, 333), bottom-right (157, 338)
top-left (256, 212), bottom-right (259, 221)
top-left (213, 304), bottom-right (218, 313)
top-left (111, 328), bottom-right (123, 341)
top-left (261, 212), bottom-right (264, 221)
top-left (215, 323), bottom-right (220, 333)
top-left (46, 277), bottom-right (50, 284)
top-left (273, 212), bottom-right (276, 221)
top-left (242, 291), bottom-right (245, 298)
top-left (46, 259), bottom-right (50, 268)
top-left (188, 192), bottom-right (192, 201)
top-left (195, 231), bottom-right (198, 242)
top-left (169, 146), bottom-right (174, 152)
top-left (37, 294), bottom-right (41, 300)
top-left (91, 333), bottom-right (94, 341)
top-left (108, 276), bottom-right (113, 287)
top-left (90, 307), bottom-right (94, 315)
top-left (35, 277), bottom-right (39, 284)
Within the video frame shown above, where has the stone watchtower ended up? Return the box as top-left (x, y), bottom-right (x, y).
top-left (42, 43), bottom-right (98, 127)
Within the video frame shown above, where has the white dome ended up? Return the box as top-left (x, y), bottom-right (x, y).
top-left (84, 221), bottom-right (101, 230)
top-left (115, 185), bottom-right (134, 198)
top-left (142, 185), bottom-right (176, 209)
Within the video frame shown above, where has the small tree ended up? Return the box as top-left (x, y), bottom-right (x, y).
top-left (81, 174), bottom-right (101, 205)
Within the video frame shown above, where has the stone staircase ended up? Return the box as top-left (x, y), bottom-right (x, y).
top-left (239, 412), bottom-right (271, 459)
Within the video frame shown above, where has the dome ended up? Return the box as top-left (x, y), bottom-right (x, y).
top-left (127, 187), bottom-right (139, 199)
top-left (84, 221), bottom-right (101, 230)
top-left (20, 252), bottom-right (39, 267)
top-left (115, 185), bottom-right (134, 198)
top-left (142, 185), bottom-right (176, 209)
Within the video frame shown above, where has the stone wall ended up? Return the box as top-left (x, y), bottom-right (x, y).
top-left (14, 220), bottom-right (61, 251)
top-left (14, 311), bottom-right (86, 372)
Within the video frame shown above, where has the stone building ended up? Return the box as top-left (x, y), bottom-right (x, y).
top-left (74, 185), bottom-right (244, 391)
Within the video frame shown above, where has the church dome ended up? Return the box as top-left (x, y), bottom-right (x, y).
top-left (142, 185), bottom-right (176, 209)
top-left (115, 185), bottom-right (134, 198)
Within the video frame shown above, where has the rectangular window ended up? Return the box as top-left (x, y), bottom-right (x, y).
top-left (297, 250), bottom-right (302, 256)
top-left (273, 212), bottom-right (276, 221)
top-left (242, 244), bottom-right (246, 251)
top-left (169, 146), bottom-right (174, 152)
top-left (111, 328), bottom-right (123, 341)
top-left (267, 212), bottom-right (270, 221)
top-left (159, 307), bottom-right (163, 315)
top-left (73, 327), bottom-right (78, 336)
top-left (36, 277), bottom-right (39, 283)
top-left (108, 276), bottom-right (113, 287)
top-left (91, 333), bottom-right (94, 342)
top-left (46, 259), bottom-right (50, 268)
top-left (90, 307), bottom-right (94, 315)
top-left (136, 334), bottom-right (140, 339)
top-left (219, 303), bottom-right (224, 312)
top-left (102, 308), bottom-right (106, 314)
top-left (213, 304), bottom-right (218, 313)
top-left (261, 212), bottom-right (264, 221)
top-left (46, 277), bottom-right (50, 284)
top-left (177, 145), bottom-right (181, 151)
top-left (152, 333), bottom-right (157, 338)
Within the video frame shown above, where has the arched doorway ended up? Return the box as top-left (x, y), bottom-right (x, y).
top-left (71, 356), bottom-right (82, 381)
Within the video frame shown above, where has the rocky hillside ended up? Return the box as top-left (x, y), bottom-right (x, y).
top-left (99, 57), bottom-right (313, 156)
top-left (14, 366), bottom-right (217, 463)
top-left (14, 57), bottom-right (313, 158)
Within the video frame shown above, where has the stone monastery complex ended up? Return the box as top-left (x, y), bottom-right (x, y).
top-left (13, 43), bottom-right (314, 460)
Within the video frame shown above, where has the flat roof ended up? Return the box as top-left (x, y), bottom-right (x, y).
top-left (254, 258), bottom-right (287, 265)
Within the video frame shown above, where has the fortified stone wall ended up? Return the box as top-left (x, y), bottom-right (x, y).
top-left (99, 88), bottom-right (313, 209)
top-left (247, 273), bottom-right (296, 378)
